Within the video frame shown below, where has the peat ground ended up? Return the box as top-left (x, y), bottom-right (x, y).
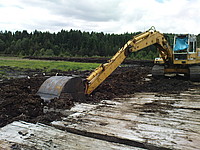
top-left (0, 58), bottom-right (197, 127)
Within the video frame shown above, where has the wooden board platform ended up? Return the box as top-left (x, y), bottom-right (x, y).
top-left (0, 88), bottom-right (200, 150)
top-left (0, 121), bottom-right (139, 150)
top-left (52, 89), bottom-right (200, 150)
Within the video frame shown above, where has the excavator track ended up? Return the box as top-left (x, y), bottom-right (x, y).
top-left (152, 65), bottom-right (164, 78)
top-left (189, 65), bottom-right (200, 81)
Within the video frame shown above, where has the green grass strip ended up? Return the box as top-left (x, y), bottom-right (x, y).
top-left (0, 57), bottom-right (100, 72)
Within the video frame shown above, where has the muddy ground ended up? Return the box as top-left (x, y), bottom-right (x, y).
top-left (0, 57), bottom-right (198, 127)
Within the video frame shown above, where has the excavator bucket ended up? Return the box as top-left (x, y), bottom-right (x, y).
top-left (37, 76), bottom-right (86, 102)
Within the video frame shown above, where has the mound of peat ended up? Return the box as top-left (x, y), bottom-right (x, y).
top-left (0, 65), bottom-right (196, 127)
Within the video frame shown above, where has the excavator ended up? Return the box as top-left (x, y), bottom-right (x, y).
top-left (37, 27), bottom-right (200, 101)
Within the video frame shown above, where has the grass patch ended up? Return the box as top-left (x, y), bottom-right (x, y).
top-left (0, 70), bottom-right (6, 75)
top-left (0, 57), bottom-right (100, 72)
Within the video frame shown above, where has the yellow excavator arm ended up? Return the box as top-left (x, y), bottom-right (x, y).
top-left (85, 27), bottom-right (173, 95)
top-left (37, 27), bottom-right (175, 101)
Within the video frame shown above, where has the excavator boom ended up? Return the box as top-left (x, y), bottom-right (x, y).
top-left (85, 27), bottom-right (173, 95)
top-left (37, 27), bottom-right (178, 101)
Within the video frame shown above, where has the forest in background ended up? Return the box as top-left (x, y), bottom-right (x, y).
top-left (0, 29), bottom-right (199, 60)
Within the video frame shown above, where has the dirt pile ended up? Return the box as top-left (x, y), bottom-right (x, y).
top-left (0, 72), bottom-right (82, 127)
top-left (0, 77), bottom-right (42, 127)
top-left (88, 66), bottom-right (196, 101)
top-left (0, 65), bottom-right (197, 127)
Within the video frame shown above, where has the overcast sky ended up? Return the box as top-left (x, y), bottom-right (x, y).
top-left (0, 0), bottom-right (200, 34)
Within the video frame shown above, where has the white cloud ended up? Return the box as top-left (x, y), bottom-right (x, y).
top-left (0, 0), bottom-right (200, 34)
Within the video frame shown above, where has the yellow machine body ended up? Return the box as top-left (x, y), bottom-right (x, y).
top-left (37, 27), bottom-right (200, 101)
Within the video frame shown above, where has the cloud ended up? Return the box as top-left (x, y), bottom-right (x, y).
top-left (0, 0), bottom-right (200, 34)
top-left (51, 0), bottom-right (121, 22)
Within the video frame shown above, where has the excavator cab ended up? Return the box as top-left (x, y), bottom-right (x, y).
top-left (154, 34), bottom-right (198, 64)
top-left (173, 34), bottom-right (197, 61)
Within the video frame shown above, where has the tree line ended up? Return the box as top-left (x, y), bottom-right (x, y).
top-left (0, 29), bottom-right (199, 60)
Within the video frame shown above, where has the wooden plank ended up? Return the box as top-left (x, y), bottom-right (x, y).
top-left (52, 89), bottom-right (200, 150)
top-left (0, 121), bottom-right (142, 150)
